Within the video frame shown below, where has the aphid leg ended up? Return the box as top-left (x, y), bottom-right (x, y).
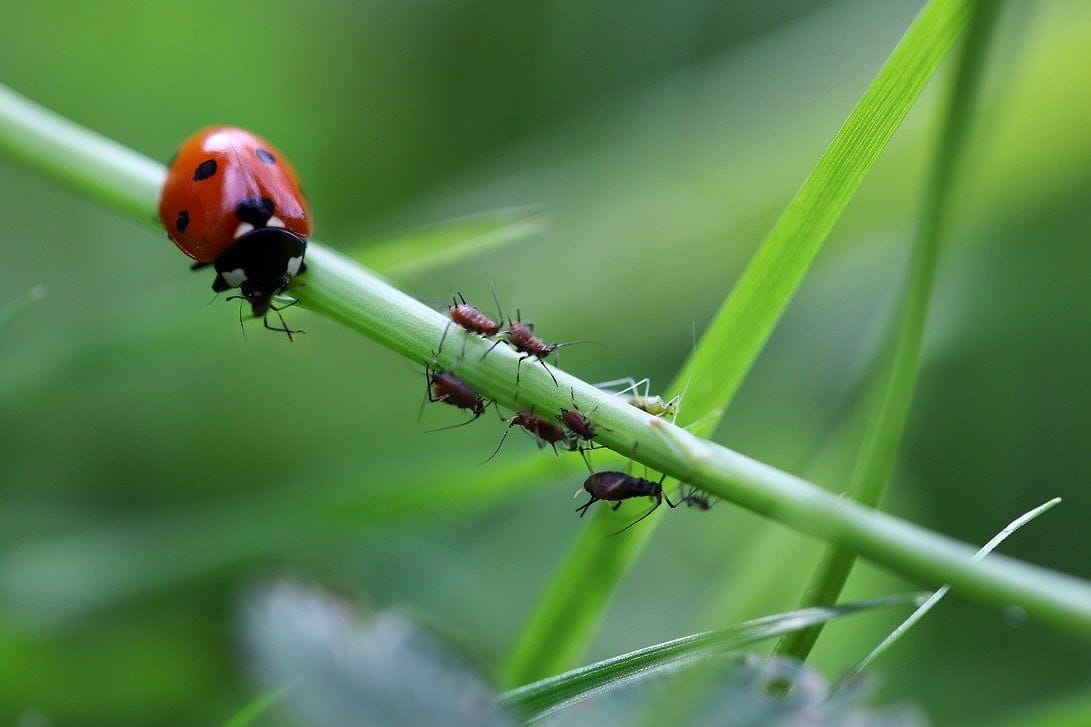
top-left (437, 319), bottom-right (454, 357)
top-left (481, 338), bottom-right (506, 360)
top-left (538, 355), bottom-right (562, 384)
top-left (576, 445), bottom-right (595, 472)
top-left (575, 496), bottom-right (598, 517)
top-left (611, 499), bottom-right (662, 535)
top-left (424, 409), bottom-right (484, 434)
top-left (483, 420), bottom-right (517, 463)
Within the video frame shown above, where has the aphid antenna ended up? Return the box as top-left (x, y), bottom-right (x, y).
top-left (489, 281), bottom-right (506, 327)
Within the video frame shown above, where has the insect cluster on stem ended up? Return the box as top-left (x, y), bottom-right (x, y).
top-left (417, 289), bottom-right (714, 534)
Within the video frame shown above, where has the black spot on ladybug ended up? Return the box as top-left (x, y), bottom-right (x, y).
top-left (256, 148), bottom-right (276, 164)
top-left (193, 159), bottom-right (217, 181)
top-left (235, 196), bottom-right (275, 226)
top-left (176, 209), bottom-right (189, 232)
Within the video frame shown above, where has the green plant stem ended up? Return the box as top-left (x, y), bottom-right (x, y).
top-left (2, 83), bottom-right (1091, 647)
top-left (774, 0), bottom-right (1004, 665)
top-left (504, 0), bottom-right (977, 685)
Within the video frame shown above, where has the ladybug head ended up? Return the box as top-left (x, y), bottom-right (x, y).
top-left (214, 227), bottom-right (307, 317)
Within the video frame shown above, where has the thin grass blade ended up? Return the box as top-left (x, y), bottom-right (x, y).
top-left (839, 497), bottom-right (1062, 685)
top-left (774, 0), bottom-right (1004, 665)
top-left (353, 206), bottom-right (546, 278)
top-left (499, 593), bottom-right (921, 722)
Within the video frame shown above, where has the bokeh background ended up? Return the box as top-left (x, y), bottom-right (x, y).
top-left (1, 0), bottom-right (1089, 723)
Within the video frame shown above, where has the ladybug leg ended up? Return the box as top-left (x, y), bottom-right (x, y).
top-left (611, 501), bottom-right (623, 511)
top-left (211, 274), bottom-right (231, 293)
top-left (191, 261), bottom-right (213, 271)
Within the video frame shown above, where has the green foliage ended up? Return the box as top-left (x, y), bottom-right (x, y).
top-left (1, 1), bottom-right (1090, 723)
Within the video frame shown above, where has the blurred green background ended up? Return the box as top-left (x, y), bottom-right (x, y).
top-left (1, 0), bottom-right (1089, 723)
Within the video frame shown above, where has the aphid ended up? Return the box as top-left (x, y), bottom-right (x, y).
top-left (486, 409), bottom-right (573, 462)
top-left (559, 389), bottom-right (598, 442)
top-left (558, 389), bottom-right (609, 468)
top-left (492, 309), bottom-right (583, 386)
top-left (438, 289), bottom-right (504, 358)
top-left (597, 377), bottom-right (682, 420)
top-left (158, 127), bottom-right (311, 339)
top-left (423, 363), bottom-right (489, 431)
top-left (575, 470), bottom-right (679, 533)
top-left (680, 485), bottom-right (714, 511)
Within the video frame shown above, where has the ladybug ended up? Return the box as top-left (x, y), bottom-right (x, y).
top-left (157, 126), bottom-right (311, 324)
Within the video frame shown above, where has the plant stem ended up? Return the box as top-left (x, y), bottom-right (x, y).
top-left (2, 83), bottom-right (1091, 640)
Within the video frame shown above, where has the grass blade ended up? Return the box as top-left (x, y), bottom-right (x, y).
top-left (774, 0), bottom-right (1004, 665)
top-left (503, 0), bottom-right (977, 686)
top-left (499, 593), bottom-right (921, 722)
top-left (223, 680), bottom-right (299, 727)
top-left (839, 497), bottom-right (1062, 685)
top-left (352, 206), bottom-right (546, 277)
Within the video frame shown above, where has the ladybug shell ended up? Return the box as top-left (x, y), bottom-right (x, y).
top-left (158, 127), bottom-right (311, 263)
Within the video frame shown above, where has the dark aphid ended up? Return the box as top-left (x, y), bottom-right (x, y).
top-left (559, 393), bottom-right (597, 441)
top-left (575, 470), bottom-right (679, 534)
top-left (486, 409), bottom-right (573, 462)
top-left (492, 309), bottom-right (584, 386)
top-left (438, 289), bottom-right (504, 358)
top-left (423, 363), bottom-right (489, 431)
top-left (680, 485), bottom-right (714, 511)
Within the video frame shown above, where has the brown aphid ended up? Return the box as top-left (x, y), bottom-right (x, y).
top-left (559, 388), bottom-right (602, 443)
top-left (483, 308), bottom-right (584, 386)
top-left (486, 409), bottom-right (573, 462)
top-left (424, 363), bottom-right (489, 431)
top-left (575, 470), bottom-right (679, 534)
top-left (438, 290), bottom-right (504, 357)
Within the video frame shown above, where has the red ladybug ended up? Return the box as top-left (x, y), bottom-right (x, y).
top-left (157, 126), bottom-right (311, 320)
